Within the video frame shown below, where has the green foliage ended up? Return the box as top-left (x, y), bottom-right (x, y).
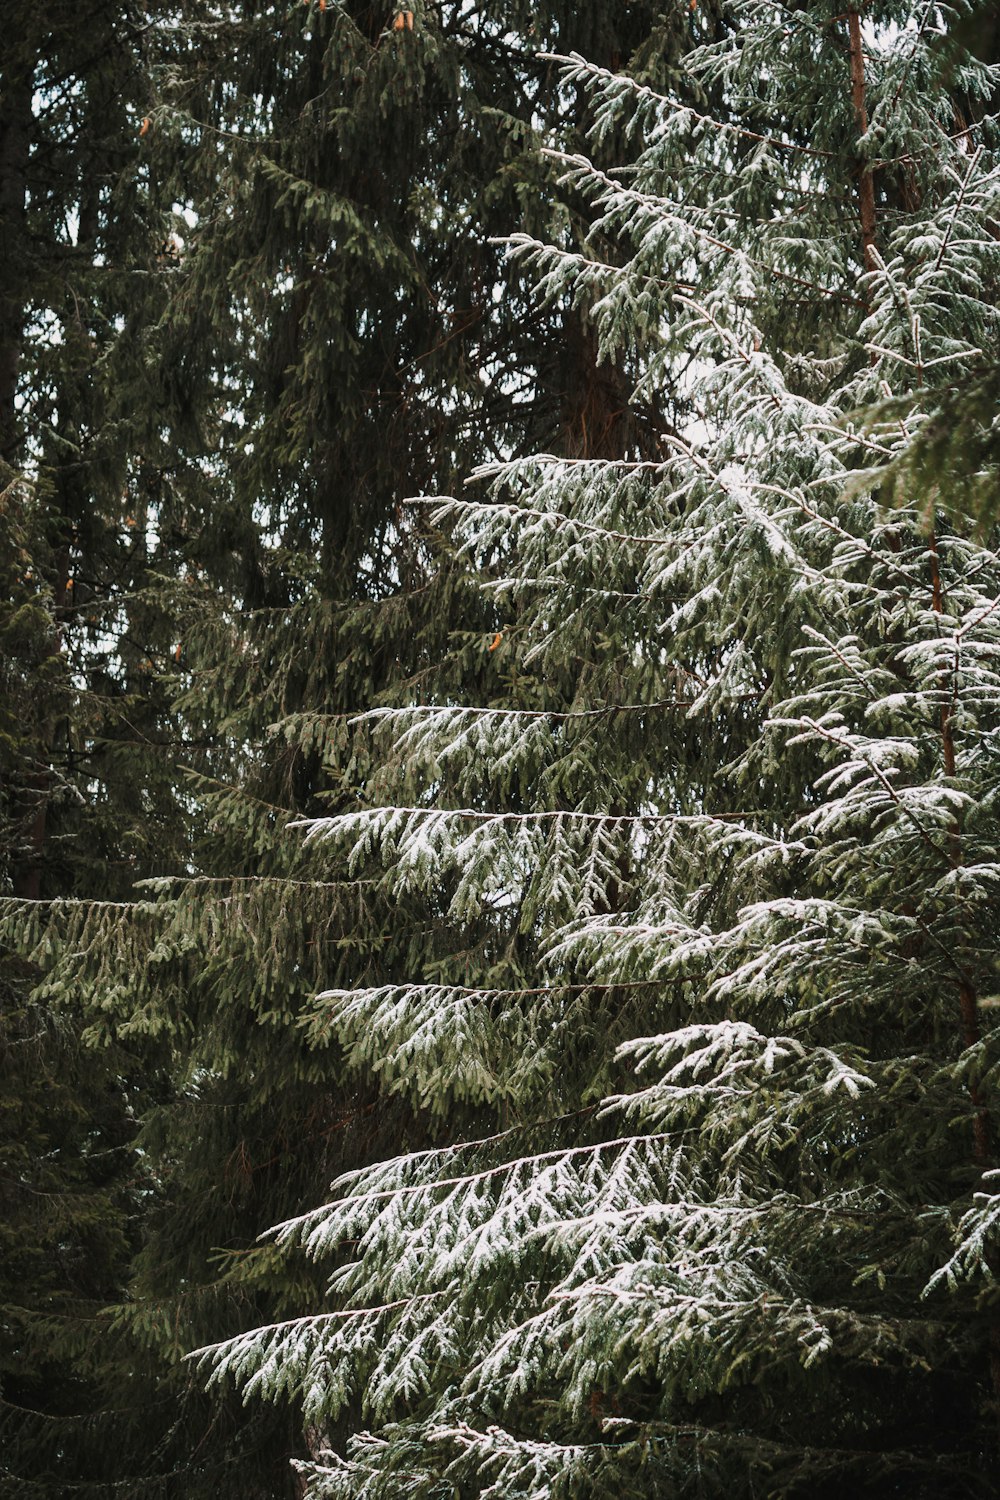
top-left (3, 1), bottom-right (699, 1494)
top-left (198, 6), bottom-right (1000, 1497)
top-left (865, 361), bottom-right (1000, 531)
top-left (0, 8), bottom-right (198, 1489)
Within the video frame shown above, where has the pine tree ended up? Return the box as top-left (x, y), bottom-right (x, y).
top-left (0, 8), bottom-right (194, 1486)
top-left (122, 4), bottom-right (701, 1486)
top-left (202, 4), bottom-right (1000, 1496)
top-left (0, 4), bottom-right (186, 900)
top-left (3, 2), bottom-right (699, 1494)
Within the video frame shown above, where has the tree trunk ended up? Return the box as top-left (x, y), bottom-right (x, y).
top-left (0, 58), bottom-right (31, 474)
top-left (846, 8), bottom-right (877, 277)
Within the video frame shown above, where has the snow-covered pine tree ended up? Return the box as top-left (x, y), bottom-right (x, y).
top-left (201, 1), bottom-right (1000, 1493)
top-left (2, 5), bottom-right (699, 1494)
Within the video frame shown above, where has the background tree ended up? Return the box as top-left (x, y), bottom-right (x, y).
top-left (0, 7), bottom-right (191, 1488)
top-left (2, 0), bottom-right (704, 1493)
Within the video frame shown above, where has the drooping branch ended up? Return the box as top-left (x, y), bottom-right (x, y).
top-left (928, 533), bottom-right (993, 1160)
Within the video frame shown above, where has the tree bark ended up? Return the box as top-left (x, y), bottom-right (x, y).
top-left (0, 57), bottom-right (31, 474)
top-left (846, 9), bottom-right (877, 277)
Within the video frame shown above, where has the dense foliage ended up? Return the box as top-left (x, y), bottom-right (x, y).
top-left (0, 9), bottom-right (187, 1487)
top-left (1, 1), bottom-right (695, 1494)
top-left (3, 1), bottom-right (1000, 1496)
top-left (199, 4), bottom-right (1000, 1497)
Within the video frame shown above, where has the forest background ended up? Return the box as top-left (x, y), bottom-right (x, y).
top-left (1, 2), bottom-right (1000, 1497)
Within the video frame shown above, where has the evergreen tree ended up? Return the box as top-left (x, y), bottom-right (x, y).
top-left (203, 4), bottom-right (1000, 1496)
top-left (0, 3), bottom-right (185, 900)
top-left (0, 8), bottom-right (191, 1487)
top-left (3, 1), bottom-right (697, 1493)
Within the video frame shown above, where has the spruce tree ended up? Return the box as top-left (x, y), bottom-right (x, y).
top-left (0, 8), bottom-right (192, 1486)
top-left (3, 2), bottom-right (695, 1493)
top-left (203, 4), bottom-right (1000, 1496)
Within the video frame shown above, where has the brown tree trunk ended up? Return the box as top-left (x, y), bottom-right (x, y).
top-left (558, 314), bottom-right (640, 461)
top-left (0, 58), bottom-right (31, 474)
top-left (846, 9), bottom-right (877, 277)
top-left (1, 53), bottom-right (42, 897)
